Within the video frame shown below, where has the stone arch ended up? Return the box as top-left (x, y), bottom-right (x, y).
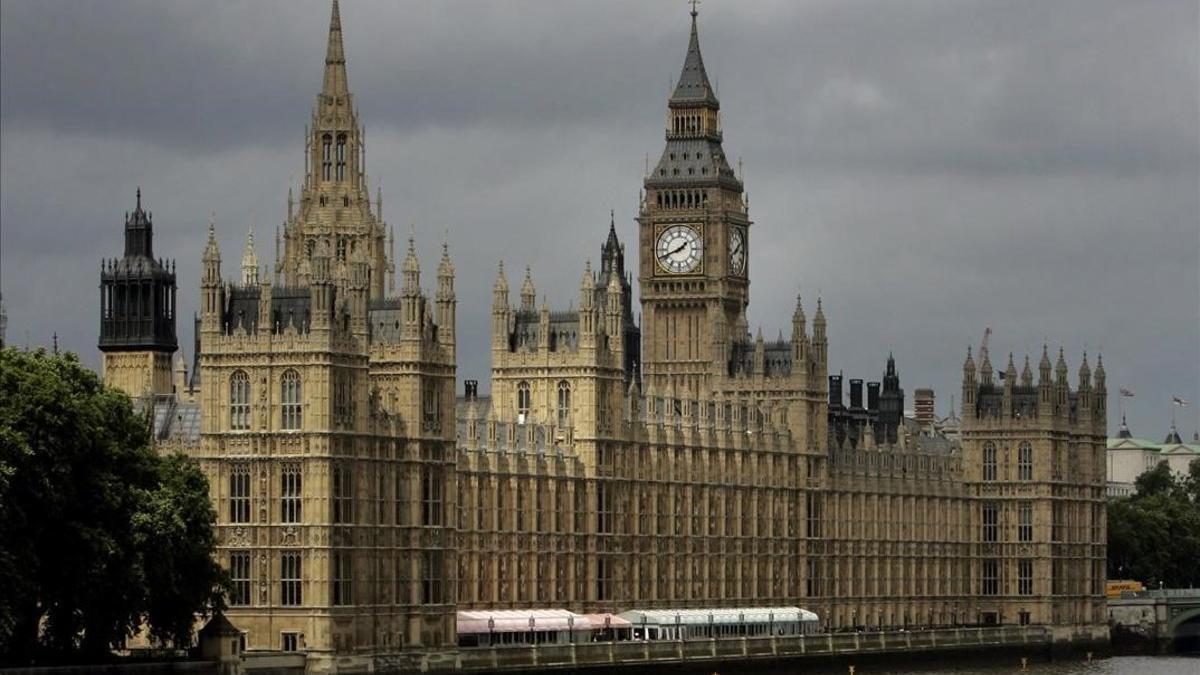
top-left (1170, 607), bottom-right (1200, 653)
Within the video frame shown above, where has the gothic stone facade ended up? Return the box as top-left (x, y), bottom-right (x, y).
top-left (119, 2), bottom-right (1108, 668)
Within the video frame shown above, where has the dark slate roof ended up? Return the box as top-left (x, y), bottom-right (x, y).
top-left (648, 138), bottom-right (738, 189)
top-left (222, 285), bottom-right (312, 335)
top-left (671, 14), bottom-right (719, 108)
top-left (199, 611), bottom-right (241, 637)
top-left (729, 339), bottom-right (793, 377)
top-left (511, 310), bottom-right (582, 352)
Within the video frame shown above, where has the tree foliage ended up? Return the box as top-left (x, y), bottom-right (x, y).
top-left (0, 348), bottom-right (226, 665)
top-left (1107, 458), bottom-right (1200, 589)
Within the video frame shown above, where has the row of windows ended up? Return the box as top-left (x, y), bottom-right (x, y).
top-left (981, 558), bottom-right (1035, 596)
top-left (229, 370), bottom-right (303, 431)
top-left (513, 380), bottom-right (571, 426)
top-left (231, 464), bottom-right (442, 527)
top-left (982, 442), bottom-right (1034, 481)
top-left (980, 501), bottom-right (1035, 543)
top-left (227, 550), bottom-right (443, 607)
top-left (320, 133), bottom-right (348, 182)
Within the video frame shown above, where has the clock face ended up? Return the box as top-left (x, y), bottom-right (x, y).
top-left (656, 225), bottom-right (703, 274)
top-left (729, 228), bottom-right (746, 275)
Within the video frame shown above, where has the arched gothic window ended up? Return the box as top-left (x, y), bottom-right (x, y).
top-left (982, 442), bottom-right (997, 481)
top-left (336, 134), bottom-right (347, 180)
top-left (321, 134), bottom-right (332, 181)
top-left (281, 369), bottom-right (303, 431)
top-left (1018, 442), bottom-right (1033, 481)
top-left (230, 370), bottom-right (251, 430)
top-left (517, 381), bottom-right (531, 423)
top-left (556, 380), bottom-right (571, 426)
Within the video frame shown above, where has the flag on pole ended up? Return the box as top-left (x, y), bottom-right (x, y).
top-left (1173, 397), bottom-right (1189, 407)
top-left (1119, 388), bottom-right (1135, 398)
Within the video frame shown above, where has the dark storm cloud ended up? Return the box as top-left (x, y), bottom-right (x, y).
top-left (1, 0), bottom-right (1196, 437)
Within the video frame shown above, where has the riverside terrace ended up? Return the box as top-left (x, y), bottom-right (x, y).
top-left (363, 625), bottom-right (1097, 673)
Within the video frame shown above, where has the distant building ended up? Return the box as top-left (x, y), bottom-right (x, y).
top-left (913, 388), bottom-right (935, 432)
top-left (1107, 418), bottom-right (1200, 497)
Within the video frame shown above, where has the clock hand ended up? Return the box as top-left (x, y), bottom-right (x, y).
top-left (668, 242), bottom-right (688, 256)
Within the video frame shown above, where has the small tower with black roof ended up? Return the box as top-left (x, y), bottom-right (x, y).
top-left (99, 188), bottom-right (178, 399)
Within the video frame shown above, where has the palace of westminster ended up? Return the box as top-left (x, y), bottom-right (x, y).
top-left (94, 2), bottom-right (1109, 668)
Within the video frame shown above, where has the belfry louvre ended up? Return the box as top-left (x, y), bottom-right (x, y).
top-left (111, 1), bottom-right (1109, 668)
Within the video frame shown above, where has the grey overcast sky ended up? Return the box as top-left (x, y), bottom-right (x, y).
top-left (1, 0), bottom-right (1197, 437)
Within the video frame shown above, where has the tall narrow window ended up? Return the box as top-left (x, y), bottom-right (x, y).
top-left (1018, 501), bottom-right (1033, 542)
top-left (281, 464), bottom-right (302, 524)
top-left (982, 502), bottom-right (998, 543)
top-left (982, 442), bottom-right (997, 481)
top-left (1018, 442), bottom-right (1033, 481)
top-left (321, 134), bottom-right (332, 181)
top-left (394, 470), bottom-right (405, 526)
top-left (230, 371), bottom-right (251, 430)
top-left (516, 381), bottom-right (530, 423)
top-left (281, 552), bottom-right (302, 606)
top-left (422, 381), bottom-right (440, 430)
top-left (281, 370), bottom-right (302, 430)
top-left (229, 551), bottom-right (251, 606)
top-left (333, 550), bottom-right (353, 605)
top-left (557, 380), bottom-right (571, 426)
top-left (335, 134), bottom-right (346, 181)
top-left (1018, 559), bottom-right (1033, 595)
top-left (982, 559), bottom-right (999, 596)
top-left (422, 550), bottom-right (443, 604)
top-left (333, 465), bottom-right (354, 524)
top-left (230, 466), bottom-right (251, 523)
top-left (421, 465), bottom-right (442, 526)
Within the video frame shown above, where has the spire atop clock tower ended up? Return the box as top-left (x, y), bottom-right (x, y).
top-left (638, 8), bottom-right (751, 396)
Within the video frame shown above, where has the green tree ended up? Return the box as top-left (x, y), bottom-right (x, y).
top-left (0, 348), bottom-right (226, 665)
top-left (1134, 460), bottom-right (1175, 497)
top-left (1107, 460), bottom-right (1200, 589)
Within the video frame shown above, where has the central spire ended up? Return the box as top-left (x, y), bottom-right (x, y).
top-left (322, 0), bottom-right (348, 97)
top-left (671, 5), bottom-right (718, 108)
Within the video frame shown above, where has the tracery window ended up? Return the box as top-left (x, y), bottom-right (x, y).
top-left (229, 466), bottom-right (251, 523)
top-left (422, 381), bottom-right (440, 430)
top-left (321, 134), bottom-right (332, 181)
top-left (982, 559), bottom-right (999, 596)
top-left (1018, 442), bottom-right (1033, 481)
top-left (333, 550), bottom-right (353, 606)
top-left (281, 369), bottom-right (302, 430)
top-left (982, 442), bottom-right (997, 481)
top-left (1018, 559), bottom-right (1033, 595)
top-left (1018, 501), bottom-right (1033, 542)
top-left (422, 550), bottom-right (443, 604)
top-left (421, 465), bottom-right (442, 526)
top-left (336, 134), bottom-right (347, 181)
top-left (229, 551), bottom-right (251, 606)
top-left (230, 370), bottom-right (251, 430)
top-left (556, 380), bottom-right (571, 426)
top-left (982, 502), bottom-right (998, 542)
top-left (516, 381), bottom-right (530, 422)
top-left (281, 553), bottom-right (302, 606)
top-left (281, 464), bottom-right (302, 524)
top-left (333, 465), bottom-right (354, 524)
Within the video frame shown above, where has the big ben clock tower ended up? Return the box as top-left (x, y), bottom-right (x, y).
top-left (639, 6), bottom-right (750, 396)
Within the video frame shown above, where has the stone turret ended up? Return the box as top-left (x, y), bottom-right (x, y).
top-left (520, 266), bottom-right (536, 313)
